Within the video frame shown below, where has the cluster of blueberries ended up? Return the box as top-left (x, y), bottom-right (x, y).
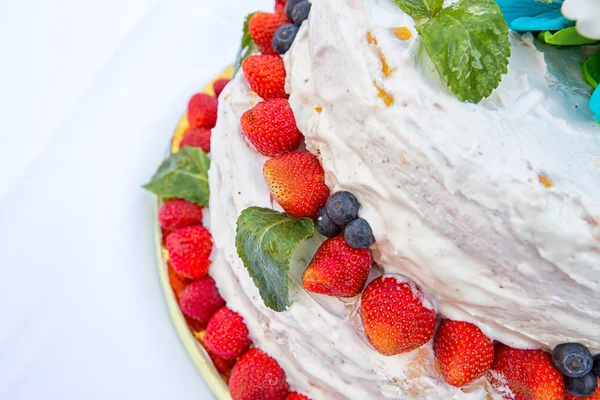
top-left (317, 191), bottom-right (376, 249)
top-left (553, 342), bottom-right (600, 397)
top-left (272, 0), bottom-right (312, 54)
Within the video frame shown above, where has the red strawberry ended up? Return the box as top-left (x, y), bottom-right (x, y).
top-left (564, 377), bottom-right (600, 400)
top-left (180, 128), bottom-right (211, 153)
top-left (188, 93), bottom-right (217, 129)
top-left (204, 307), bottom-right (251, 361)
top-left (213, 78), bottom-right (230, 97)
top-left (263, 152), bottom-right (330, 219)
top-left (168, 262), bottom-right (191, 300)
top-left (360, 276), bottom-right (436, 356)
top-left (159, 199), bottom-right (203, 231)
top-left (433, 320), bottom-right (494, 387)
top-left (229, 348), bottom-right (289, 400)
top-left (196, 334), bottom-right (236, 377)
top-left (302, 234), bottom-right (372, 297)
top-left (240, 98), bottom-right (303, 157)
top-left (249, 12), bottom-right (290, 55)
top-left (179, 276), bottom-right (225, 324)
top-left (166, 225), bottom-right (213, 279)
top-left (486, 343), bottom-right (564, 400)
top-left (243, 55), bottom-right (288, 100)
top-left (275, 0), bottom-right (287, 15)
top-left (286, 392), bottom-right (310, 400)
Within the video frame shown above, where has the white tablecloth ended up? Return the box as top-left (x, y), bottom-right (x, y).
top-left (0, 1), bottom-right (270, 398)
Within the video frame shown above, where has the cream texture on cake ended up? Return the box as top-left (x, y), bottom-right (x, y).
top-left (208, 0), bottom-right (600, 398)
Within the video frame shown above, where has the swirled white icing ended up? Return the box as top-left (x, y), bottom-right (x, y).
top-left (208, 0), bottom-right (600, 398)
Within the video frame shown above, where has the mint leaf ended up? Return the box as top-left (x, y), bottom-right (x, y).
top-left (416, 0), bottom-right (510, 103)
top-left (143, 147), bottom-right (210, 206)
top-left (583, 50), bottom-right (600, 89)
top-left (234, 13), bottom-right (256, 74)
top-left (235, 207), bottom-right (314, 312)
top-left (393, 0), bottom-right (443, 20)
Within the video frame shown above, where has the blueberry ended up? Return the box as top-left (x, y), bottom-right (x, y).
top-left (344, 218), bottom-right (375, 249)
top-left (552, 343), bottom-right (594, 378)
top-left (272, 24), bottom-right (299, 55)
top-left (565, 372), bottom-right (598, 398)
top-left (316, 207), bottom-right (341, 238)
top-left (594, 355), bottom-right (600, 376)
top-left (285, 0), bottom-right (304, 20)
top-left (292, 1), bottom-right (311, 26)
top-left (326, 191), bottom-right (360, 226)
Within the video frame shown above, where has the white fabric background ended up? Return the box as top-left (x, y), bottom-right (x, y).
top-left (0, 0), bottom-right (270, 398)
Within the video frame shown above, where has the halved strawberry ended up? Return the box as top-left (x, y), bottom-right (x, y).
top-left (243, 55), bottom-right (288, 100)
top-left (302, 234), bottom-right (372, 297)
top-left (179, 276), bottom-right (225, 325)
top-left (286, 393), bottom-right (310, 400)
top-left (263, 152), bottom-right (330, 219)
top-left (204, 307), bottom-right (251, 361)
top-left (486, 343), bottom-right (564, 400)
top-left (166, 225), bottom-right (213, 279)
top-left (187, 93), bottom-right (217, 129)
top-left (240, 98), bottom-right (303, 157)
top-left (249, 12), bottom-right (290, 55)
top-left (360, 275), bottom-right (436, 356)
top-left (433, 320), bottom-right (494, 387)
top-left (229, 348), bottom-right (289, 400)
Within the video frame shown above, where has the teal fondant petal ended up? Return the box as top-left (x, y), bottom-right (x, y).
top-left (494, 0), bottom-right (562, 24)
top-left (510, 9), bottom-right (574, 31)
top-left (591, 87), bottom-right (600, 121)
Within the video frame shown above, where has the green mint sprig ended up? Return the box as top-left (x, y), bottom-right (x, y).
top-left (143, 146), bottom-right (210, 206)
top-left (234, 13), bottom-right (257, 74)
top-left (392, 0), bottom-right (442, 20)
top-left (396, 0), bottom-right (510, 103)
top-left (235, 207), bottom-right (315, 312)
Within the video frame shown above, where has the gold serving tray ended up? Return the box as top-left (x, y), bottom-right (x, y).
top-left (155, 66), bottom-right (234, 400)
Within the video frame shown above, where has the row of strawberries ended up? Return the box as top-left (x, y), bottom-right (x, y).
top-left (158, 2), bottom-right (313, 400)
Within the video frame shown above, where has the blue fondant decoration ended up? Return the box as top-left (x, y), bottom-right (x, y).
top-left (494, 0), bottom-right (574, 31)
top-left (590, 87), bottom-right (600, 121)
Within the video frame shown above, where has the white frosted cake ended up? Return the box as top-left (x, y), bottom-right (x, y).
top-left (144, 0), bottom-right (600, 399)
top-left (207, 0), bottom-right (599, 399)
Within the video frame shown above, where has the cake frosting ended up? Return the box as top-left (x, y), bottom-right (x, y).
top-left (208, 0), bottom-right (600, 398)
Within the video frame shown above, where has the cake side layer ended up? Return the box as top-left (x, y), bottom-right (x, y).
top-left (208, 56), bottom-right (501, 399)
top-left (286, 0), bottom-right (600, 350)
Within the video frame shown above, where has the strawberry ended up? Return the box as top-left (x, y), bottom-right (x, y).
top-left (360, 276), bottom-right (436, 356)
top-left (249, 12), bottom-right (290, 55)
top-left (179, 276), bottom-right (225, 324)
top-left (196, 333), bottom-right (236, 377)
top-left (188, 93), bottom-right (217, 129)
top-left (286, 393), bottom-right (310, 400)
top-left (240, 98), bottom-right (303, 157)
top-left (229, 348), bottom-right (289, 400)
top-left (166, 225), bottom-right (213, 279)
top-left (204, 307), bottom-right (251, 361)
top-left (302, 234), bottom-right (372, 297)
top-left (243, 55), bottom-right (288, 100)
top-left (263, 152), bottom-right (330, 219)
top-left (213, 78), bottom-right (230, 97)
top-left (275, 1), bottom-right (286, 15)
top-left (433, 320), bottom-right (494, 387)
top-left (159, 199), bottom-right (203, 231)
top-left (486, 343), bottom-right (564, 400)
top-left (180, 128), bottom-right (211, 153)
top-left (564, 377), bottom-right (600, 400)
